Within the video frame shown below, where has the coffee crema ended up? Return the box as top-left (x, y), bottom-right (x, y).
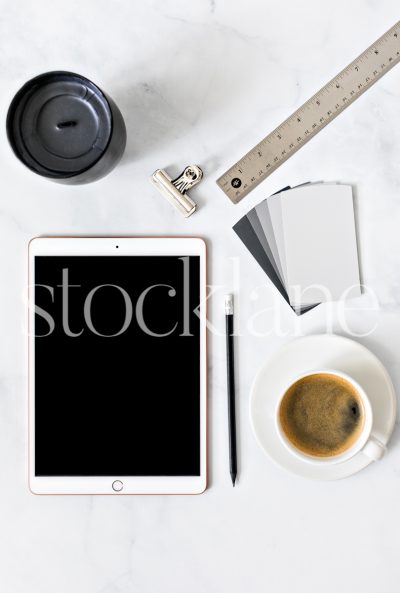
top-left (279, 373), bottom-right (365, 458)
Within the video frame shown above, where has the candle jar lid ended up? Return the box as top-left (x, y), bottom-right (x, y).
top-left (6, 71), bottom-right (124, 182)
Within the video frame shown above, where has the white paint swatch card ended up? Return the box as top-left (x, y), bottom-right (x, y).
top-left (277, 184), bottom-right (361, 305)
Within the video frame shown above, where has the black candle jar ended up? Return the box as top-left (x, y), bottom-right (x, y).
top-left (6, 71), bottom-right (126, 184)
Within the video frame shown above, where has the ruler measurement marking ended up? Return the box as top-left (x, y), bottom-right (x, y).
top-left (217, 22), bottom-right (400, 203)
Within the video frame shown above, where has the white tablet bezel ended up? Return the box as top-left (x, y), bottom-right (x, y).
top-left (28, 237), bottom-right (207, 495)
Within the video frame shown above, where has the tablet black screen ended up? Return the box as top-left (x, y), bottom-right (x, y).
top-left (34, 256), bottom-right (201, 476)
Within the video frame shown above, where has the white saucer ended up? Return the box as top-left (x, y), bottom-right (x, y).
top-left (250, 334), bottom-right (397, 480)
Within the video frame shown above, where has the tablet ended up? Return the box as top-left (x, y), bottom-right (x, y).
top-left (28, 237), bottom-right (207, 494)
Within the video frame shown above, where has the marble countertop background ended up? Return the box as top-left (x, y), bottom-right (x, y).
top-left (1, 1), bottom-right (400, 592)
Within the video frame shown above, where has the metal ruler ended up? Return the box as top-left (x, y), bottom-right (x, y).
top-left (217, 21), bottom-right (400, 203)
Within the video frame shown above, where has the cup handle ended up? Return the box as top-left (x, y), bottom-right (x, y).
top-left (361, 436), bottom-right (386, 461)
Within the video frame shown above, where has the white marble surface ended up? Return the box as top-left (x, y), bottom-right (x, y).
top-left (1, 1), bottom-right (400, 591)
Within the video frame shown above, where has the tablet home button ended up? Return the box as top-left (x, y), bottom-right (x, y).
top-left (112, 480), bottom-right (123, 492)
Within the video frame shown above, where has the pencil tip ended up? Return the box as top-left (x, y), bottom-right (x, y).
top-left (231, 475), bottom-right (236, 487)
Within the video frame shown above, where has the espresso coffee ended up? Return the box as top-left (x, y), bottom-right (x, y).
top-left (279, 373), bottom-right (365, 457)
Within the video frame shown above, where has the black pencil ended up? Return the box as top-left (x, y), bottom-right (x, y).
top-left (225, 294), bottom-right (237, 487)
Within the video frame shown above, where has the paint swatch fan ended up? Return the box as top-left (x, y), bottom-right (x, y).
top-left (234, 183), bottom-right (361, 314)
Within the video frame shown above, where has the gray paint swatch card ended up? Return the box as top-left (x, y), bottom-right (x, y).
top-left (267, 193), bottom-right (289, 288)
top-left (252, 201), bottom-right (286, 285)
top-left (233, 215), bottom-right (316, 315)
top-left (247, 208), bottom-right (284, 284)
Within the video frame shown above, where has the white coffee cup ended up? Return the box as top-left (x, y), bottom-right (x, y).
top-left (276, 369), bottom-right (385, 464)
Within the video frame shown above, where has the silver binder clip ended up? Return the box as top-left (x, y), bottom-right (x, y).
top-left (150, 165), bottom-right (203, 218)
